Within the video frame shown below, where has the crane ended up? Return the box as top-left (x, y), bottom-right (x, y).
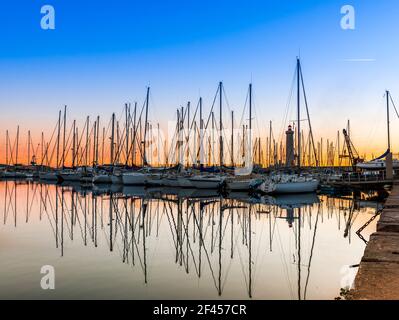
top-left (340, 129), bottom-right (362, 171)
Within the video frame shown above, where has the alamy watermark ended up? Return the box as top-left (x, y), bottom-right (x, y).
top-left (340, 5), bottom-right (355, 30)
top-left (40, 5), bottom-right (55, 30)
top-left (40, 265), bottom-right (55, 290)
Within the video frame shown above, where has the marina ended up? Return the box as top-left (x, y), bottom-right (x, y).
top-left (2, 1), bottom-right (399, 303)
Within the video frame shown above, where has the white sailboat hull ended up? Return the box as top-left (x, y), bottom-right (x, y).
top-left (265, 180), bottom-right (319, 194)
top-left (357, 159), bottom-right (399, 170)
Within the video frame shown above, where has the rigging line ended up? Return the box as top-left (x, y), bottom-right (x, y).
top-left (40, 119), bottom-right (58, 165)
top-left (204, 84), bottom-right (220, 130)
top-left (389, 94), bottom-right (399, 119)
top-left (299, 62), bottom-right (318, 164)
top-left (278, 67), bottom-right (296, 144)
top-left (238, 88), bottom-right (249, 129)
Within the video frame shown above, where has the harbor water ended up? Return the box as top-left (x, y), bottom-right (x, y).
top-left (0, 180), bottom-right (383, 300)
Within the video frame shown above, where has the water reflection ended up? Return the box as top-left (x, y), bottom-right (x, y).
top-left (0, 181), bottom-right (385, 300)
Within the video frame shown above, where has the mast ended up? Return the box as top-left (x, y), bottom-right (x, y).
top-left (85, 116), bottom-right (89, 167)
top-left (269, 121), bottom-right (272, 167)
top-left (110, 113), bottom-right (115, 165)
top-left (102, 127), bottom-right (105, 165)
top-left (231, 110), bottom-right (234, 166)
top-left (249, 83), bottom-right (252, 166)
top-left (199, 97), bottom-right (204, 166)
top-left (125, 103), bottom-right (129, 166)
top-left (56, 110), bottom-right (61, 169)
top-left (27, 130), bottom-right (30, 166)
top-left (386, 90), bottom-right (391, 151)
top-left (297, 58), bottom-right (301, 168)
top-left (96, 116), bottom-right (100, 166)
top-left (62, 105), bottom-right (67, 168)
top-left (93, 120), bottom-right (97, 167)
top-left (40, 132), bottom-right (43, 166)
top-left (6, 130), bottom-right (8, 166)
top-left (132, 102), bottom-right (137, 166)
top-left (143, 87), bottom-right (150, 166)
top-left (72, 120), bottom-right (76, 168)
top-left (16, 125), bottom-right (19, 165)
top-left (219, 82), bottom-right (223, 167)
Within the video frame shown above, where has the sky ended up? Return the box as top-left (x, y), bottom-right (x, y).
top-left (1, 0), bottom-right (399, 163)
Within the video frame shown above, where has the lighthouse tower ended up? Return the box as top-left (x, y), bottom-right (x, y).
top-left (285, 125), bottom-right (295, 167)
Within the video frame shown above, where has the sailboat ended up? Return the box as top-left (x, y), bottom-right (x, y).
top-left (122, 88), bottom-right (151, 186)
top-left (259, 174), bottom-right (319, 194)
top-left (257, 58), bottom-right (319, 194)
top-left (357, 90), bottom-right (399, 171)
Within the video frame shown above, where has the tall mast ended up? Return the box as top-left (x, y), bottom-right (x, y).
top-left (110, 113), bottom-right (115, 165)
top-left (143, 87), bottom-right (150, 166)
top-left (199, 97), bottom-right (204, 166)
top-left (72, 120), bottom-right (76, 168)
top-left (27, 130), bottom-right (31, 165)
top-left (231, 110), bottom-right (234, 166)
top-left (96, 116), bottom-right (100, 165)
top-left (297, 58), bottom-right (301, 168)
top-left (6, 130), bottom-right (8, 166)
top-left (16, 126), bottom-right (19, 165)
top-left (125, 103), bottom-right (129, 166)
top-left (102, 127), bottom-right (105, 165)
top-left (56, 110), bottom-right (61, 169)
top-left (40, 132), bottom-right (44, 166)
top-left (386, 90), bottom-right (391, 151)
top-left (62, 105), bottom-right (67, 168)
top-left (219, 82), bottom-right (223, 167)
top-left (85, 116), bottom-right (90, 166)
top-left (93, 120), bottom-right (97, 167)
top-left (269, 121), bottom-right (272, 166)
top-left (249, 83), bottom-right (252, 166)
top-left (132, 102), bottom-right (137, 166)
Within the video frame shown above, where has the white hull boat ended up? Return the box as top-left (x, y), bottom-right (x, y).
top-left (357, 159), bottom-right (399, 170)
top-left (122, 172), bottom-right (147, 185)
top-left (260, 177), bottom-right (319, 194)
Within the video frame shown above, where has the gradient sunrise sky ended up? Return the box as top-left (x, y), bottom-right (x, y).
top-left (1, 0), bottom-right (399, 163)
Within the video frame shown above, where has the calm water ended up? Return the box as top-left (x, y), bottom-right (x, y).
top-left (0, 180), bottom-right (383, 300)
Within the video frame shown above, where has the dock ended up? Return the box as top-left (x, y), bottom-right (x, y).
top-left (349, 182), bottom-right (399, 299)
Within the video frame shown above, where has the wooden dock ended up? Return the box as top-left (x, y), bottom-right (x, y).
top-left (349, 182), bottom-right (399, 299)
top-left (327, 173), bottom-right (393, 189)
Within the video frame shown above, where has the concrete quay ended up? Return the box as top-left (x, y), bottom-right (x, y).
top-left (349, 182), bottom-right (399, 300)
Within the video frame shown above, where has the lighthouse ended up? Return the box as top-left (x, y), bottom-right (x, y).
top-left (285, 125), bottom-right (295, 167)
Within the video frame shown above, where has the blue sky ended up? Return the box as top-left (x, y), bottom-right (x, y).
top-left (1, 0), bottom-right (399, 156)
